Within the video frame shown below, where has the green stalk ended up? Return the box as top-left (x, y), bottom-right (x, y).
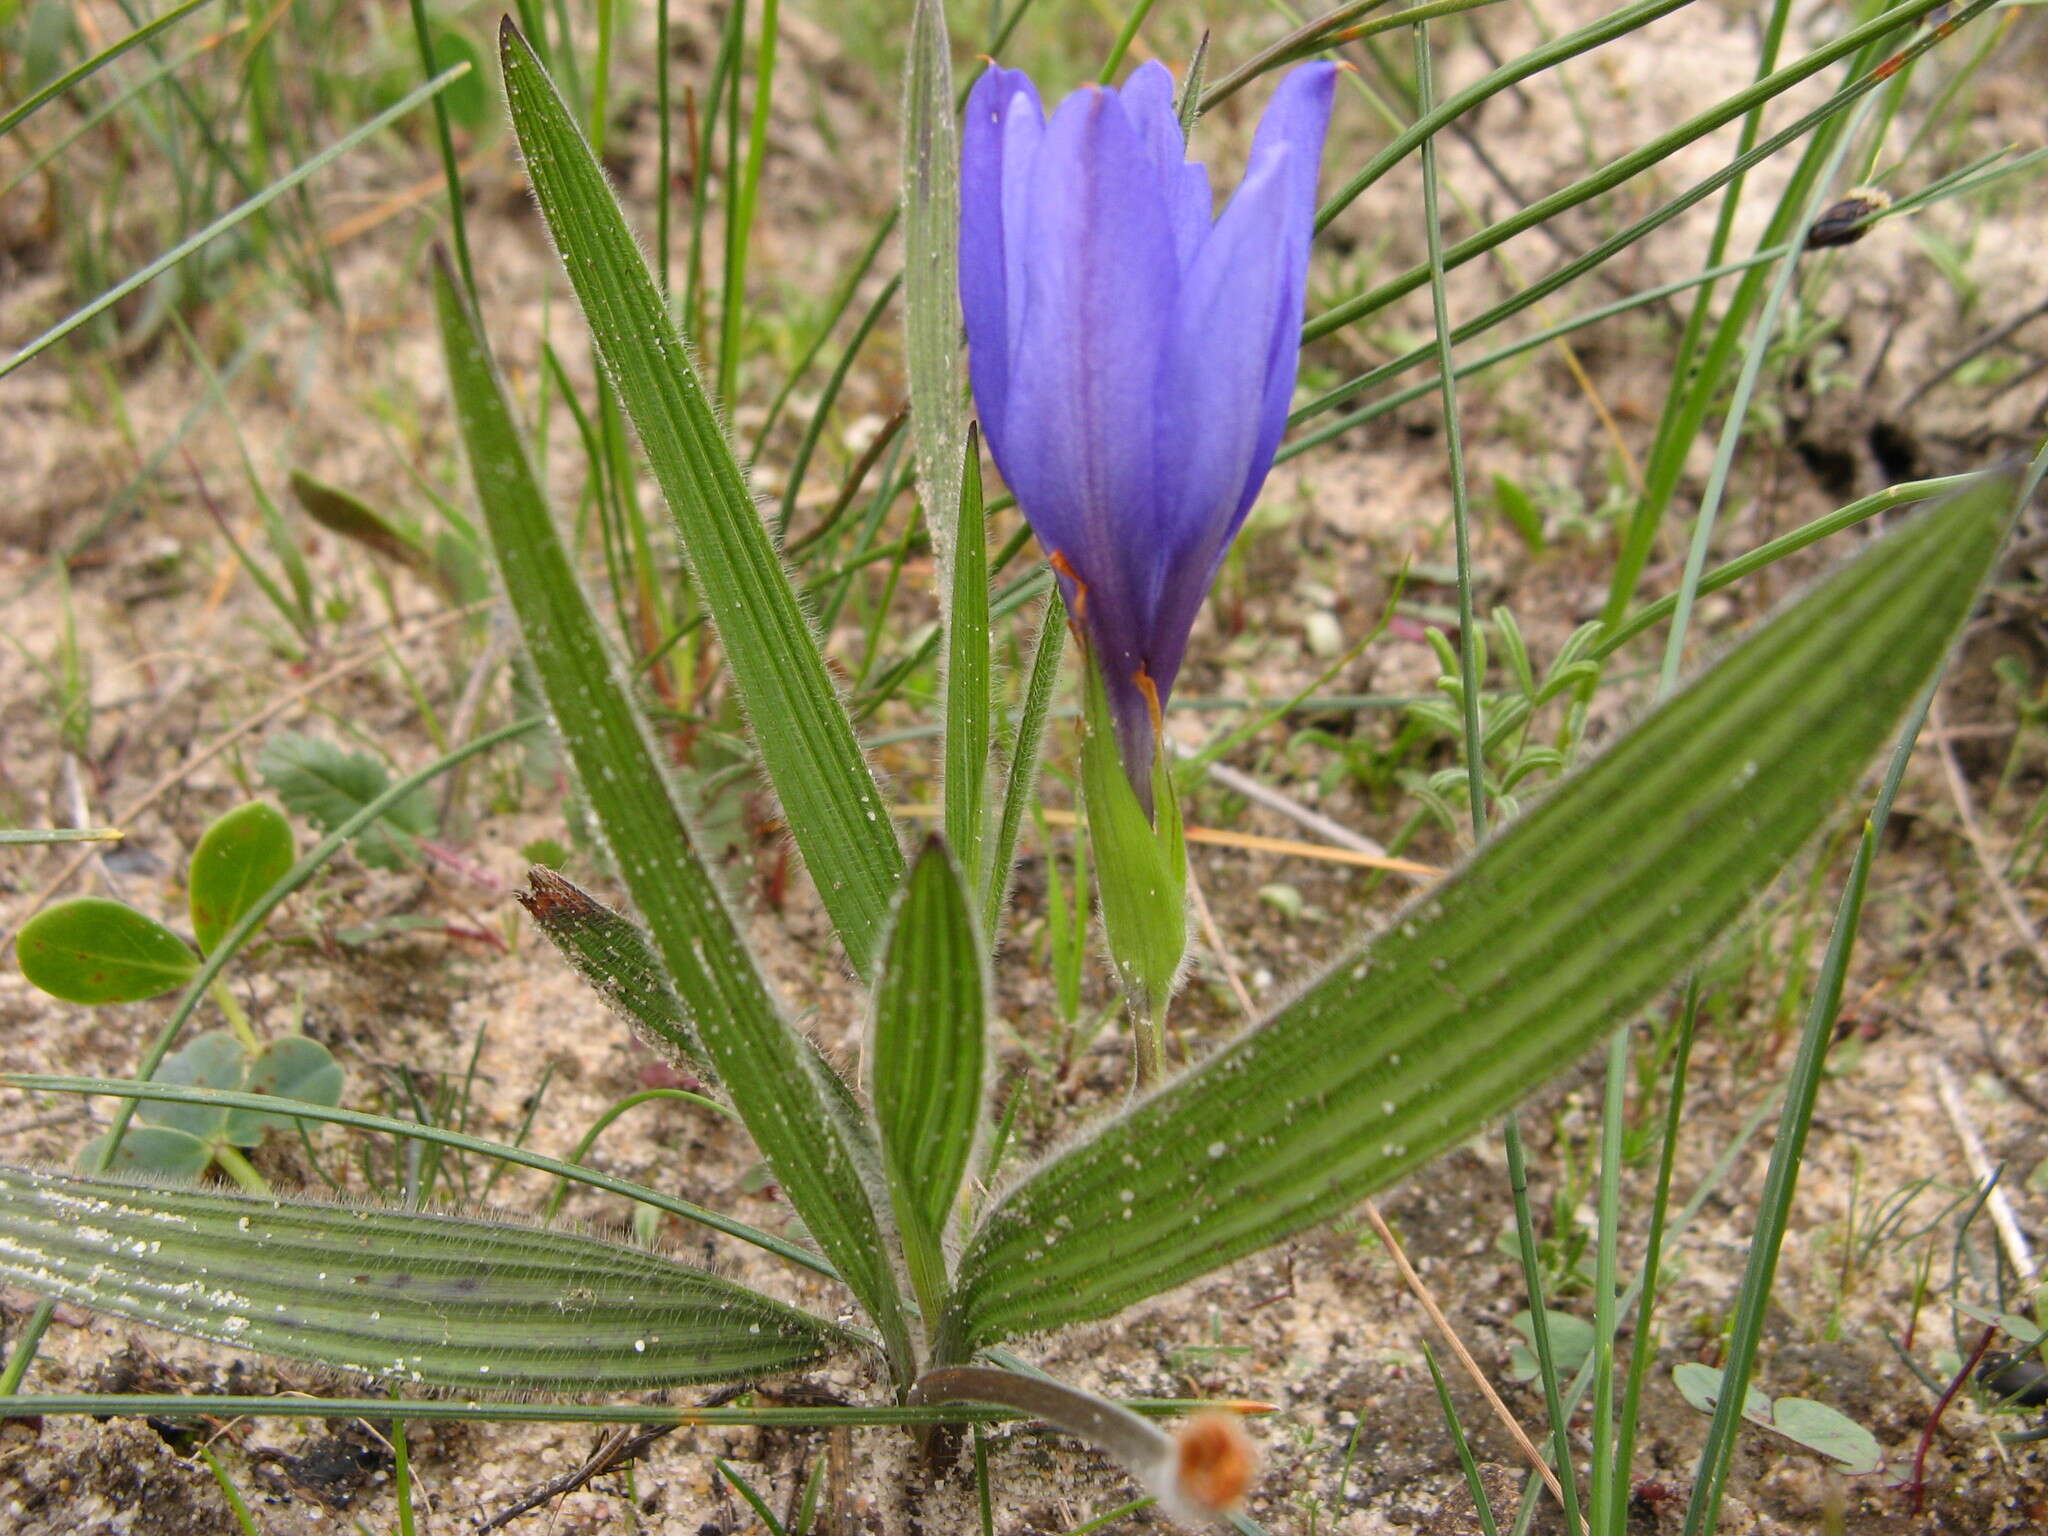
top-left (1607, 982), bottom-right (1697, 1535)
top-left (1094, 0), bottom-right (1159, 82)
top-left (405, 0), bottom-right (477, 301)
top-left (1414, 21), bottom-right (1485, 836)
top-left (719, 0), bottom-right (779, 408)
top-left (1589, 1029), bottom-right (1625, 1530)
top-left (1656, 101), bottom-right (1871, 697)
top-left (657, 0), bottom-right (673, 296)
top-left (1505, 1116), bottom-right (1583, 1534)
top-left (1678, 683), bottom-right (1931, 1535)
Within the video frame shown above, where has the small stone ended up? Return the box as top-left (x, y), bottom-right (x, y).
top-left (1303, 610), bottom-right (1344, 658)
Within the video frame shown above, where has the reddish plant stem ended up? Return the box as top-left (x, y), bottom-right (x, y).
top-left (1907, 1324), bottom-right (1997, 1512)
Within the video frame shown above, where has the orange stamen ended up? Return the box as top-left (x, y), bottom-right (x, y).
top-left (1134, 663), bottom-right (1165, 743)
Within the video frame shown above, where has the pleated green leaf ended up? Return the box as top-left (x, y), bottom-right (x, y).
top-left (497, 20), bottom-right (904, 977)
top-left (0, 1165), bottom-right (851, 1390)
top-left (431, 259), bottom-right (915, 1379)
top-left (945, 477), bottom-right (2012, 1349)
top-left (867, 840), bottom-right (987, 1319)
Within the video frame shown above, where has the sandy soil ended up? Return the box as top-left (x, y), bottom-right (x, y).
top-left (2, 1), bottom-right (2046, 1532)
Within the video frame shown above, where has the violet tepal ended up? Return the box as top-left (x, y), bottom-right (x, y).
top-left (960, 58), bottom-right (1338, 806)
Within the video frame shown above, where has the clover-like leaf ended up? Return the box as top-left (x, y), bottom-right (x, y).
top-left (188, 801), bottom-right (295, 955)
top-left (75, 1125), bottom-right (213, 1181)
top-left (1507, 1309), bottom-right (1595, 1383)
top-left (137, 1030), bottom-right (247, 1140)
top-left (224, 1036), bottom-right (345, 1147)
top-left (17, 897), bottom-right (200, 1005)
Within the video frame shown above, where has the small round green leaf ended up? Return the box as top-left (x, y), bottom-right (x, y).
top-left (1770, 1398), bottom-right (1882, 1473)
top-left (1673, 1362), bottom-right (1772, 1422)
top-left (137, 1031), bottom-right (247, 1141)
top-left (225, 1036), bottom-right (345, 1147)
top-left (188, 801), bottom-right (295, 955)
top-left (17, 897), bottom-right (200, 1005)
top-left (76, 1125), bottom-right (213, 1181)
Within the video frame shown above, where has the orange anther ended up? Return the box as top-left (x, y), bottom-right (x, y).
top-left (1134, 663), bottom-right (1165, 741)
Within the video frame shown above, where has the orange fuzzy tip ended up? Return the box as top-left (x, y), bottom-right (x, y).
top-left (1174, 1412), bottom-right (1257, 1514)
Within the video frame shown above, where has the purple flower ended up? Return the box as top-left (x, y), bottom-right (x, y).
top-left (960, 58), bottom-right (1337, 803)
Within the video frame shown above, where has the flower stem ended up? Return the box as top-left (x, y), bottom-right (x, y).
top-left (1132, 999), bottom-right (1167, 1090)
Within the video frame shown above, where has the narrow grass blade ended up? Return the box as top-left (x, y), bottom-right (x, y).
top-left (432, 260), bottom-right (915, 1377)
top-left (1, 63), bottom-right (469, 379)
top-left (1303, 0), bottom-right (1975, 344)
top-left (0, 0), bottom-right (218, 139)
top-left (0, 1393), bottom-right (1216, 1428)
top-left (868, 841), bottom-right (988, 1320)
top-left (498, 22), bottom-right (904, 976)
top-left (1594, 473), bottom-right (1984, 660)
top-left (1679, 687), bottom-right (1924, 1536)
top-left (1504, 1116), bottom-right (1582, 1533)
top-left (902, 0), bottom-right (965, 585)
top-left (1423, 1344), bottom-right (1501, 1536)
top-left (946, 433), bottom-right (992, 889)
top-left (1414, 18), bottom-right (1485, 833)
top-left (0, 1165), bottom-right (851, 1390)
top-left (945, 477), bottom-right (2012, 1347)
top-left (0, 829), bottom-right (123, 845)
top-left (716, 0), bottom-right (780, 407)
top-left (405, 0), bottom-right (478, 300)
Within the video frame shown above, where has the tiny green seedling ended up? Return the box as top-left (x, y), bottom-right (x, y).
top-left (1672, 1362), bottom-right (1885, 1476)
top-left (14, 801), bottom-right (346, 1181)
